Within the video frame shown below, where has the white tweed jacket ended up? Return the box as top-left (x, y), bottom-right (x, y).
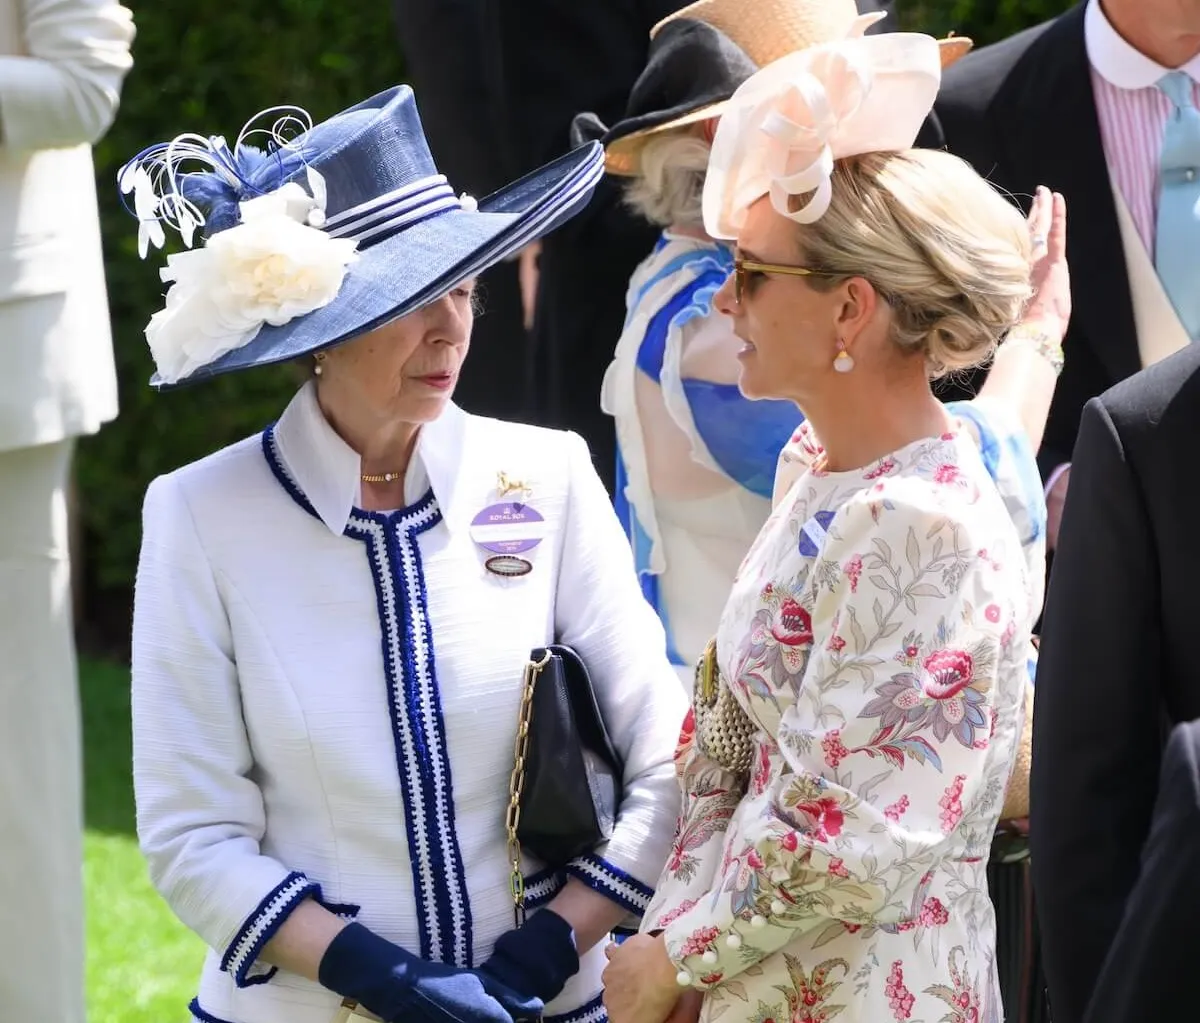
top-left (132, 383), bottom-right (686, 1023)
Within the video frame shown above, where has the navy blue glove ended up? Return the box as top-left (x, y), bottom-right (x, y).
top-left (319, 922), bottom-right (544, 1023)
top-left (478, 909), bottom-right (580, 1003)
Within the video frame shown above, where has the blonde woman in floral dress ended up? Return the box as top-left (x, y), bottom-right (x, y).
top-left (603, 32), bottom-right (1047, 1023)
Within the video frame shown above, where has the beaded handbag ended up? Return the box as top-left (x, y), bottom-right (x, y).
top-left (692, 639), bottom-right (756, 776)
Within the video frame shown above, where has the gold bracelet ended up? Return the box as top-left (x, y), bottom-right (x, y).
top-left (1004, 326), bottom-right (1064, 376)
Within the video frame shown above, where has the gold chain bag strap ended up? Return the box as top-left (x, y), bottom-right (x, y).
top-left (505, 650), bottom-right (548, 929)
top-left (693, 639), bottom-right (756, 776)
top-left (504, 646), bottom-right (622, 929)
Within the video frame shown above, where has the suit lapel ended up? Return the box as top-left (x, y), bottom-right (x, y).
top-left (999, 4), bottom-right (1141, 383)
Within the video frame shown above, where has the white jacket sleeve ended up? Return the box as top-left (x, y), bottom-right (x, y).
top-left (554, 432), bottom-right (687, 920)
top-left (0, 0), bottom-right (134, 151)
top-left (132, 474), bottom-right (318, 988)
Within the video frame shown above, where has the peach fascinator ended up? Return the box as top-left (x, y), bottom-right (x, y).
top-left (702, 32), bottom-right (942, 239)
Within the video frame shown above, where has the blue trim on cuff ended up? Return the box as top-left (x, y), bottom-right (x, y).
top-left (546, 992), bottom-right (607, 1023)
top-left (566, 855), bottom-right (654, 916)
top-left (524, 866), bottom-right (569, 910)
top-left (219, 871), bottom-right (318, 988)
top-left (189, 998), bottom-right (236, 1023)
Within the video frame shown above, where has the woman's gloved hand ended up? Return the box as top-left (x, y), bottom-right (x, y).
top-left (319, 922), bottom-right (544, 1023)
top-left (478, 909), bottom-right (580, 1003)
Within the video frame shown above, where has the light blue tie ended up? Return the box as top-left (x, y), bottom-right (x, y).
top-left (1155, 71), bottom-right (1200, 341)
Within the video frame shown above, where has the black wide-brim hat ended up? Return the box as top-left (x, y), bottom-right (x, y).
top-left (120, 85), bottom-right (604, 389)
top-left (571, 18), bottom-right (758, 177)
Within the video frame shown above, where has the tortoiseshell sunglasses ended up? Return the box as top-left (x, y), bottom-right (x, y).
top-left (732, 256), bottom-right (829, 304)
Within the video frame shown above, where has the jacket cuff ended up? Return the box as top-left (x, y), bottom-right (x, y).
top-left (219, 871), bottom-right (319, 987)
top-left (566, 853), bottom-right (655, 917)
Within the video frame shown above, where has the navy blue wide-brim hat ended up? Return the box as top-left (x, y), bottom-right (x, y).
top-left (119, 85), bottom-right (603, 389)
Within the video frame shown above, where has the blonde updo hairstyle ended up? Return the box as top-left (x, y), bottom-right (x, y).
top-left (790, 148), bottom-right (1033, 379)
top-left (624, 125), bottom-right (712, 230)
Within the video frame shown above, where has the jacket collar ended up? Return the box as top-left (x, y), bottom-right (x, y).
top-left (272, 381), bottom-right (466, 535)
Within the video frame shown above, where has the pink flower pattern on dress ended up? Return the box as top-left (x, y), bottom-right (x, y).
top-left (753, 741), bottom-right (773, 796)
top-left (678, 925), bottom-right (720, 958)
top-left (938, 775), bottom-right (967, 832)
top-left (844, 555), bottom-right (863, 593)
top-left (821, 729), bottom-right (849, 769)
top-left (886, 961), bottom-right (916, 1020)
top-left (884, 795), bottom-right (910, 822)
top-left (918, 896), bottom-right (950, 927)
top-left (864, 457), bottom-right (898, 480)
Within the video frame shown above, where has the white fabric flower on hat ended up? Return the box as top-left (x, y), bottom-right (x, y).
top-left (145, 174), bottom-right (358, 384)
top-left (702, 33), bottom-right (943, 239)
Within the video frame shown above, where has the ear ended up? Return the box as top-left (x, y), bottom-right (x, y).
top-left (833, 277), bottom-right (881, 348)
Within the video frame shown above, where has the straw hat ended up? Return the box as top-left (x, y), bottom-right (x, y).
top-left (653, 0), bottom-right (973, 71)
top-left (597, 0), bottom-right (973, 177)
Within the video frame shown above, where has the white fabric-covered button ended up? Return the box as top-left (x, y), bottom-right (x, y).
top-left (751, 914), bottom-right (767, 929)
top-left (675, 970), bottom-right (693, 987)
top-left (770, 899), bottom-right (786, 916)
top-left (702, 949), bottom-right (718, 964)
top-left (726, 933), bottom-right (743, 949)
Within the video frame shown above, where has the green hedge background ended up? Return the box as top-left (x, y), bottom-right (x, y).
top-left (78, 0), bottom-right (1075, 638)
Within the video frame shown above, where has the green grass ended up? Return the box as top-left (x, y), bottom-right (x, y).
top-left (81, 657), bottom-right (204, 1023)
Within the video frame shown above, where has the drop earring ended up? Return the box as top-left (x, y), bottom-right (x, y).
top-left (314, 352), bottom-right (326, 376)
top-left (833, 339), bottom-right (855, 373)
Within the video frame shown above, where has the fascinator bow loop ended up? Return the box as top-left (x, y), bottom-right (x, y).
top-left (758, 49), bottom-right (872, 225)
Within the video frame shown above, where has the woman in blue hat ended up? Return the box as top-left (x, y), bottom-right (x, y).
top-left (123, 87), bottom-right (685, 1023)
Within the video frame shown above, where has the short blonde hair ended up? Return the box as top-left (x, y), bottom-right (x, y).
top-left (624, 127), bottom-right (711, 229)
top-left (792, 149), bottom-right (1033, 378)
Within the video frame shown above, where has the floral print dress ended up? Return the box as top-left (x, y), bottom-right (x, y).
top-left (643, 419), bottom-right (1038, 1023)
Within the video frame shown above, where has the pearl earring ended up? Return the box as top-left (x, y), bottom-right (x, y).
top-left (833, 340), bottom-right (855, 373)
top-left (314, 353), bottom-right (326, 376)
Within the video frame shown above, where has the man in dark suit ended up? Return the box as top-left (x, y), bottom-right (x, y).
top-left (1082, 717), bottom-right (1200, 1022)
top-left (919, 0), bottom-right (1200, 554)
top-left (1033, 341), bottom-right (1200, 1023)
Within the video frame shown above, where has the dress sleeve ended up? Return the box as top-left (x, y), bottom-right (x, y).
top-left (554, 432), bottom-right (688, 919)
top-left (132, 474), bottom-right (320, 988)
top-left (661, 479), bottom-right (1024, 987)
top-left (0, 0), bottom-right (134, 150)
top-left (640, 709), bottom-right (746, 934)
